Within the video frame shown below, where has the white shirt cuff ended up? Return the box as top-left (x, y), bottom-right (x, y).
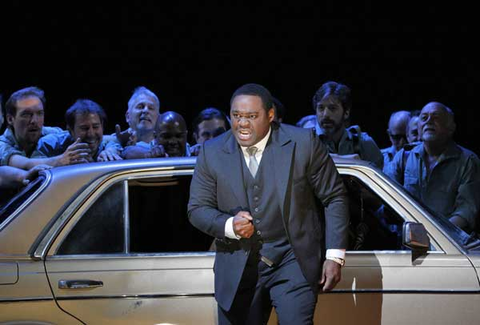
top-left (225, 217), bottom-right (241, 239)
top-left (326, 249), bottom-right (346, 260)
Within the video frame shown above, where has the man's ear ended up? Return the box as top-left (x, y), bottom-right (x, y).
top-left (6, 114), bottom-right (14, 126)
top-left (193, 132), bottom-right (198, 143)
top-left (125, 111), bottom-right (130, 124)
top-left (344, 109), bottom-right (350, 121)
top-left (268, 108), bottom-right (275, 122)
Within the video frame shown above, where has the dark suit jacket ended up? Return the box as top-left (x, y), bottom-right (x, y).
top-left (188, 123), bottom-right (349, 311)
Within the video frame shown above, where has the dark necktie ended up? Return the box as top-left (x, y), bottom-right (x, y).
top-left (246, 146), bottom-right (259, 177)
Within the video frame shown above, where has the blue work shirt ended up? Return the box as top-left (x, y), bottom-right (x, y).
top-left (387, 142), bottom-right (480, 232)
top-left (381, 145), bottom-right (397, 173)
top-left (0, 126), bottom-right (63, 166)
top-left (35, 131), bottom-right (120, 162)
top-left (315, 122), bottom-right (384, 169)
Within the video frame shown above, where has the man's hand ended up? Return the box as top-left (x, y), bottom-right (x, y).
top-left (23, 164), bottom-right (53, 185)
top-left (319, 259), bottom-right (342, 292)
top-left (97, 149), bottom-right (123, 162)
top-left (149, 144), bottom-right (167, 158)
top-left (233, 211), bottom-right (254, 238)
top-left (54, 138), bottom-right (91, 166)
top-left (189, 144), bottom-right (202, 156)
top-left (115, 124), bottom-right (137, 147)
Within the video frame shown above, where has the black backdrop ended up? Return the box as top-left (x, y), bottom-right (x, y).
top-left (1, 2), bottom-right (478, 154)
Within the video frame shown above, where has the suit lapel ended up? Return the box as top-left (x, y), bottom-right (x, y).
top-left (271, 125), bottom-right (294, 220)
top-left (221, 132), bottom-right (248, 207)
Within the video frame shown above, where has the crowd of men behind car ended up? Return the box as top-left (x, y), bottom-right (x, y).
top-left (1, 82), bottom-right (479, 236)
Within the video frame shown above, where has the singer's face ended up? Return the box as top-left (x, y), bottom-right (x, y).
top-left (230, 95), bottom-right (274, 147)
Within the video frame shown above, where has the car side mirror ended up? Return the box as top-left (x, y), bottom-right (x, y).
top-left (403, 221), bottom-right (430, 251)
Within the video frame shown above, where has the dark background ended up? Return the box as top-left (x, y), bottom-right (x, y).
top-left (1, 2), bottom-right (478, 153)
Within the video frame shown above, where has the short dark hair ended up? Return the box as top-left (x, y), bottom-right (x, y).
top-left (312, 81), bottom-right (352, 113)
top-left (65, 99), bottom-right (107, 130)
top-left (192, 107), bottom-right (230, 134)
top-left (5, 86), bottom-right (46, 116)
top-left (230, 83), bottom-right (273, 113)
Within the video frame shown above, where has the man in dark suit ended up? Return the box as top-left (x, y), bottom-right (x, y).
top-left (188, 83), bottom-right (349, 324)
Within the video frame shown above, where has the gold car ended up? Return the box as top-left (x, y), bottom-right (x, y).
top-left (1, 157), bottom-right (479, 324)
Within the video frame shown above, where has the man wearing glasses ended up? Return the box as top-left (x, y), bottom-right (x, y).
top-left (381, 110), bottom-right (411, 172)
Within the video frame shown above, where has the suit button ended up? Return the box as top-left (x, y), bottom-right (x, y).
top-left (254, 185), bottom-right (259, 189)
top-left (255, 219), bottom-right (260, 224)
top-left (254, 207), bottom-right (259, 212)
top-left (257, 230), bottom-right (261, 235)
top-left (254, 197), bottom-right (259, 201)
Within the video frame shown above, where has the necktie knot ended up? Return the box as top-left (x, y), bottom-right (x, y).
top-left (246, 146), bottom-right (259, 177)
top-left (247, 146), bottom-right (258, 157)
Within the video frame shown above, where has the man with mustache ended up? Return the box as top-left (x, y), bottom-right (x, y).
top-left (188, 83), bottom-right (349, 324)
top-left (35, 99), bottom-right (121, 163)
top-left (313, 81), bottom-right (384, 169)
top-left (0, 87), bottom-right (65, 168)
top-left (387, 102), bottom-right (480, 233)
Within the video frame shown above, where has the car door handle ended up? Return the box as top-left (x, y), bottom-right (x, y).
top-left (58, 279), bottom-right (104, 289)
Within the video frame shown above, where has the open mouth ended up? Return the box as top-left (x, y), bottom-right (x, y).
top-left (237, 129), bottom-right (252, 141)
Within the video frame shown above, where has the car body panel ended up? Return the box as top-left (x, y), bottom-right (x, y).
top-left (0, 262), bottom-right (17, 284)
top-left (1, 156), bottom-right (479, 324)
top-left (45, 255), bottom-right (215, 324)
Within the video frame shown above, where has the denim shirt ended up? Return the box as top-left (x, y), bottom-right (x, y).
top-left (387, 142), bottom-right (480, 231)
top-left (381, 145), bottom-right (397, 173)
top-left (315, 122), bottom-right (384, 169)
top-left (0, 126), bottom-right (63, 166)
top-left (35, 131), bottom-right (120, 161)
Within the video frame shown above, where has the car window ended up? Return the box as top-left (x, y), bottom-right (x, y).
top-left (129, 175), bottom-right (213, 253)
top-left (343, 175), bottom-right (406, 251)
top-left (57, 174), bottom-right (213, 255)
top-left (56, 171), bottom-right (424, 256)
top-left (57, 181), bottom-right (125, 255)
top-left (0, 175), bottom-right (46, 229)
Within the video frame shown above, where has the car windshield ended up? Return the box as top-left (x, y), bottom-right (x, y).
top-left (0, 175), bottom-right (47, 229)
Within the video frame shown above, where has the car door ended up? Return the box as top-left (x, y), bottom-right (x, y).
top-left (43, 171), bottom-right (217, 325)
top-left (313, 167), bottom-right (480, 324)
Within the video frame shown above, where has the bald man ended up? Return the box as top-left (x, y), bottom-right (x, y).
top-left (154, 111), bottom-right (190, 157)
top-left (381, 110), bottom-right (411, 172)
top-left (387, 102), bottom-right (480, 233)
